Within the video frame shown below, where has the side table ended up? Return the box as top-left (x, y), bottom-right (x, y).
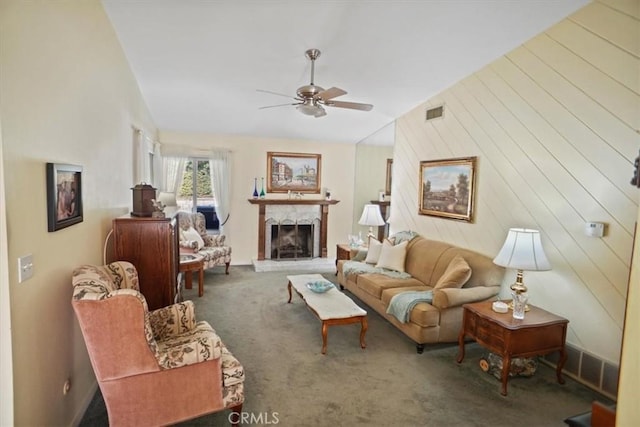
top-left (335, 243), bottom-right (366, 274)
top-left (457, 300), bottom-right (569, 396)
top-left (179, 253), bottom-right (205, 297)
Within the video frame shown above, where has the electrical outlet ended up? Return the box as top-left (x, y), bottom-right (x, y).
top-left (18, 254), bottom-right (33, 283)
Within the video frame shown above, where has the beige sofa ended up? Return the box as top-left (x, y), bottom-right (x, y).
top-left (337, 234), bottom-right (505, 353)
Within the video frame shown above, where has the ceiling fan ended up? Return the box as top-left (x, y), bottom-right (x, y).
top-left (258, 48), bottom-right (373, 118)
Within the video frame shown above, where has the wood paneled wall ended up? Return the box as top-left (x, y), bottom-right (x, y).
top-left (392, 0), bottom-right (639, 363)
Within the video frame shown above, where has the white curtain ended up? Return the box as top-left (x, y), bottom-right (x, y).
top-left (210, 151), bottom-right (231, 228)
top-left (162, 157), bottom-right (186, 197)
top-left (152, 142), bottom-right (162, 188)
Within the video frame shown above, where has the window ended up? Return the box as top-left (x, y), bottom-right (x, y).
top-left (178, 158), bottom-right (219, 231)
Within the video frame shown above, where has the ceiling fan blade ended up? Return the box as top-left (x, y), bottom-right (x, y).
top-left (256, 89), bottom-right (297, 100)
top-left (316, 87), bottom-right (347, 101)
top-left (326, 100), bottom-right (373, 111)
top-left (259, 102), bottom-right (301, 110)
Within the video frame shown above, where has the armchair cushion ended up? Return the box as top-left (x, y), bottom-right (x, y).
top-left (148, 301), bottom-right (197, 340)
top-left (182, 226), bottom-right (205, 250)
top-left (155, 321), bottom-right (222, 369)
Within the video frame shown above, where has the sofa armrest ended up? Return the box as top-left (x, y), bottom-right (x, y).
top-left (149, 300), bottom-right (197, 340)
top-left (432, 286), bottom-right (500, 309)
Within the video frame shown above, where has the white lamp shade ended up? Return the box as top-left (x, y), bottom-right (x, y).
top-left (493, 228), bottom-right (551, 271)
top-left (358, 204), bottom-right (385, 227)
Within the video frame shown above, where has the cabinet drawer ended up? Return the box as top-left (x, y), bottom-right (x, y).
top-left (475, 317), bottom-right (505, 349)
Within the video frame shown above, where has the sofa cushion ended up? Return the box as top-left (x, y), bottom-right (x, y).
top-left (434, 255), bottom-right (471, 290)
top-left (364, 238), bottom-right (383, 264)
top-left (356, 274), bottom-right (424, 299)
top-left (381, 287), bottom-right (440, 327)
top-left (375, 240), bottom-right (408, 272)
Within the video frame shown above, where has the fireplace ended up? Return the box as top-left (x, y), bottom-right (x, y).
top-left (248, 199), bottom-right (340, 261)
top-left (270, 223), bottom-right (314, 260)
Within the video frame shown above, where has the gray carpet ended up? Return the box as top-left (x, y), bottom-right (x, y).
top-left (79, 265), bottom-right (611, 426)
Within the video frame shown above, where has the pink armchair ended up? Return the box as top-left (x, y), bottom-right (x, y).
top-left (177, 211), bottom-right (231, 274)
top-left (72, 261), bottom-right (244, 426)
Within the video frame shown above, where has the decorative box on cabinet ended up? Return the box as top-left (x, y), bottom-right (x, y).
top-left (111, 215), bottom-right (180, 310)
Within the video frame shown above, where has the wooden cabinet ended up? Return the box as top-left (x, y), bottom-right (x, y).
top-left (111, 215), bottom-right (180, 310)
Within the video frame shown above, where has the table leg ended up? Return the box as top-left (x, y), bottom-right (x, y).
top-left (185, 271), bottom-right (193, 290)
top-left (500, 354), bottom-right (511, 396)
top-left (557, 347), bottom-right (567, 384)
top-left (321, 321), bottom-right (328, 355)
top-left (360, 317), bottom-right (368, 349)
top-left (198, 266), bottom-right (204, 297)
top-left (287, 281), bottom-right (293, 303)
top-left (456, 330), bottom-right (466, 363)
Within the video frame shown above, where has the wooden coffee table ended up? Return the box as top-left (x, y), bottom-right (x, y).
top-left (287, 274), bottom-right (367, 355)
top-left (179, 253), bottom-right (205, 297)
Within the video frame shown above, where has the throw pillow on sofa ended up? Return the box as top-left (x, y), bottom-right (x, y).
top-left (375, 240), bottom-right (408, 272)
top-left (364, 237), bottom-right (383, 264)
top-left (434, 255), bottom-right (472, 289)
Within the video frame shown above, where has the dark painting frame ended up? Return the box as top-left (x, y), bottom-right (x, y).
top-left (46, 163), bottom-right (83, 231)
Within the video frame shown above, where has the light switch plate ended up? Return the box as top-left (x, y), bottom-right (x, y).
top-left (18, 254), bottom-right (33, 283)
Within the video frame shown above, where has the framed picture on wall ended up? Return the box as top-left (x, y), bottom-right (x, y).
top-left (267, 152), bottom-right (321, 193)
top-left (385, 158), bottom-right (393, 195)
top-left (46, 163), bottom-right (83, 231)
top-left (419, 156), bottom-right (476, 222)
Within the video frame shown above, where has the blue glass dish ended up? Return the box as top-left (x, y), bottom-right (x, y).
top-left (306, 281), bottom-right (334, 293)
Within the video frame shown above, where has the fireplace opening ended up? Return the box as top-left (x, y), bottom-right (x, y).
top-left (271, 223), bottom-right (314, 260)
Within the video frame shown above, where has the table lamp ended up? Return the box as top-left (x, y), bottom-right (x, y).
top-left (358, 204), bottom-right (385, 239)
top-left (493, 228), bottom-right (551, 318)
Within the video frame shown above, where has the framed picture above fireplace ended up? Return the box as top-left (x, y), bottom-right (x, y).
top-left (267, 151), bottom-right (321, 193)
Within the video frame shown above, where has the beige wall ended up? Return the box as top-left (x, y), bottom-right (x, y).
top-left (159, 131), bottom-right (356, 263)
top-left (392, 0), bottom-right (639, 366)
top-left (353, 142), bottom-right (394, 236)
top-left (0, 1), bottom-right (157, 425)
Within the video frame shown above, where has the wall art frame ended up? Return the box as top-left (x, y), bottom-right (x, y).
top-left (267, 151), bottom-right (321, 193)
top-left (385, 158), bottom-right (393, 195)
top-left (46, 162), bottom-right (83, 232)
top-left (419, 156), bottom-right (476, 222)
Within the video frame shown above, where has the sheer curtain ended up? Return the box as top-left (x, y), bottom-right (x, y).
top-left (210, 151), bottom-right (231, 228)
top-left (162, 157), bottom-right (186, 197)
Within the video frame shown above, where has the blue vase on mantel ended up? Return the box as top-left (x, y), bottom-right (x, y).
top-left (252, 178), bottom-right (259, 199)
top-left (259, 177), bottom-right (266, 199)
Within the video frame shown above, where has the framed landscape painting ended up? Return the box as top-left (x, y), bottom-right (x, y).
top-left (46, 162), bottom-right (83, 231)
top-left (419, 156), bottom-right (476, 222)
top-left (267, 152), bottom-right (321, 193)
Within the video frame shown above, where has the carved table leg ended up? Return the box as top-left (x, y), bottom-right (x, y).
top-left (557, 347), bottom-right (567, 384)
top-left (185, 271), bottom-right (193, 290)
top-left (456, 330), bottom-right (466, 363)
top-left (500, 354), bottom-right (511, 396)
top-left (287, 281), bottom-right (293, 303)
top-left (321, 321), bottom-right (328, 355)
top-left (198, 265), bottom-right (204, 297)
top-left (360, 316), bottom-right (368, 349)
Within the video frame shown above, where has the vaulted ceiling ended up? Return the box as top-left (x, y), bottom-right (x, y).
top-left (102, 0), bottom-right (589, 145)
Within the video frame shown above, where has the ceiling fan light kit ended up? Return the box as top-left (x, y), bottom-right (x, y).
top-left (258, 48), bottom-right (373, 118)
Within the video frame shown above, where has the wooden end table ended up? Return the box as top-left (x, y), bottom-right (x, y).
top-left (457, 300), bottom-right (569, 396)
top-left (335, 243), bottom-right (366, 274)
top-left (179, 253), bottom-right (205, 297)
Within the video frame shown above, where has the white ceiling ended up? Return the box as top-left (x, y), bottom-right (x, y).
top-left (101, 0), bottom-right (589, 145)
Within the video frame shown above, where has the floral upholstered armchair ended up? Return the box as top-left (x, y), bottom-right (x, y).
top-left (72, 261), bottom-right (244, 426)
top-left (177, 211), bottom-right (231, 274)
